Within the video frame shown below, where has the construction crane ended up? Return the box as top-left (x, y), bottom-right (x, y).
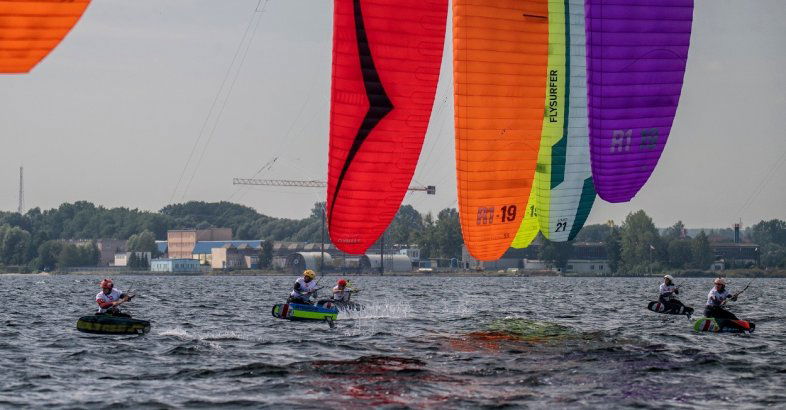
top-left (232, 178), bottom-right (436, 194)
top-left (232, 177), bottom-right (436, 273)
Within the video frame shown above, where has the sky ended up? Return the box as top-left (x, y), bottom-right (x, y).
top-left (1, 0), bottom-right (785, 230)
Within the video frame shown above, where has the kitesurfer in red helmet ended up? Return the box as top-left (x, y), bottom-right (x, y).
top-left (332, 279), bottom-right (354, 302)
top-left (95, 278), bottom-right (133, 317)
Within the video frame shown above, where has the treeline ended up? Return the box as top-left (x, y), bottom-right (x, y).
top-left (539, 210), bottom-right (786, 273)
top-left (1, 201), bottom-right (784, 272)
top-left (0, 200), bottom-right (464, 270)
top-left (0, 223), bottom-right (100, 271)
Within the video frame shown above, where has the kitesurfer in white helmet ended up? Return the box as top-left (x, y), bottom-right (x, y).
top-left (288, 269), bottom-right (319, 305)
top-left (704, 277), bottom-right (738, 320)
top-left (95, 278), bottom-right (133, 317)
top-left (659, 274), bottom-right (688, 314)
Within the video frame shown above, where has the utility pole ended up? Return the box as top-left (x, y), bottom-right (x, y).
top-left (320, 203), bottom-right (325, 274)
top-left (380, 232), bottom-right (384, 275)
top-left (17, 166), bottom-right (24, 214)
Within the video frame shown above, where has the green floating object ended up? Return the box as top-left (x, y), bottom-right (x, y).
top-left (692, 317), bottom-right (754, 333)
top-left (272, 303), bottom-right (338, 322)
top-left (76, 315), bottom-right (151, 335)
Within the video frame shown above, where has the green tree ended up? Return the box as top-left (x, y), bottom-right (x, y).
top-left (137, 253), bottom-right (149, 269)
top-left (750, 219), bottom-right (786, 246)
top-left (573, 223), bottom-right (612, 242)
top-left (667, 239), bottom-right (693, 268)
top-left (691, 231), bottom-right (714, 269)
top-left (415, 213), bottom-right (436, 260)
top-left (259, 240), bottom-right (274, 268)
top-left (663, 220), bottom-right (687, 241)
top-left (35, 240), bottom-right (63, 271)
top-left (160, 201), bottom-right (261, 237)
top-left (620, 210), bottom-right (662, 274)
top-left (127, 230), bottom-right (158, 256)
top-left (82, 241), bottom-right (100, 266)
top-left (387, 205), bottom-right (423, 245)
top-left (761, 244), bottom-right (786, 268)
top-left (433, 208), bottom-right (462, 259)
top-left (539, 239), bottom-right (573, 270)
top-left (605, 228), bottom-right (622, 273)
top-left (57, 244), bottom-right (82, 268)
top-left (128, 252), bottom-right (139, 268)
top-left (0, 225), bottom-right (31, 265)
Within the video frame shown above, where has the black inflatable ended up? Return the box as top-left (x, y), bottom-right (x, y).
top-left (647, 301), bottom-right (694, 316)
top-left (76, 314), bottom-right (151, 335)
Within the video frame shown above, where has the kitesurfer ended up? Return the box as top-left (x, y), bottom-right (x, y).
top-left (95, 278), bottom-right (132, 317)
top-left (332, 279), bottom-right (353, 302)
top-left (288, 269), bottom-right (318, 305)
top-left (704, 278), bottom-right (739, 320)
top-left (659, 274), bottom-right (687, 313)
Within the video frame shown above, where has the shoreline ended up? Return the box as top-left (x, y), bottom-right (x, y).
top-left (4, 269), bottom-right (785, 278)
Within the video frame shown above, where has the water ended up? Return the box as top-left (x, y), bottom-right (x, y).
top-left (1, 275), bottom-right (784, 408)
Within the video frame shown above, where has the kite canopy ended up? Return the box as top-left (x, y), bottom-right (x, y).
top-left (585, 0), bottom-right (694, 202)
top-left (454, 0), bottom-right (548, 260)
top-left (513, 0), bottom-right (595, 247)
top-left (327, 0), bottom-right (448, 254)
top-left (537, 0), bottom-right (595, 242)
top-left (0, 0), bottom-right (91, 73)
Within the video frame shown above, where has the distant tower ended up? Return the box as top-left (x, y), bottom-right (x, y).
top-left (17, 166), bottom-right (24, 214)
top-left (734, 221), bottom-right (741, 244)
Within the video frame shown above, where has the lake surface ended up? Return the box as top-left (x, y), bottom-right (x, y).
top-left (1, 275), bottom-right (784, 409)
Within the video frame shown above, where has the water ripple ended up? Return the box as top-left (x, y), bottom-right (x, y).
top-left (1, 275), bottom-right (784, 407)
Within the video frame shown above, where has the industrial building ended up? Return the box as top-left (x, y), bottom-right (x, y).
top-left (711, 243), bottom-right (760, 268)
top-left (68, 239), bottom-right (128, 266)
top-left (462, 241), bottom-right (609, 274)
top-left (192, 240), bottom-right (262, 265)
top-left (211, 243), bottom-right (260, 270)
top-left (167, 228), bottom-right (232, 259)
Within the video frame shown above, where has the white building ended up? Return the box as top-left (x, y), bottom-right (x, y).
top-left (150, 258), bottom-right (201, 273)
top-left (564, 259), bottom-right (609, 275)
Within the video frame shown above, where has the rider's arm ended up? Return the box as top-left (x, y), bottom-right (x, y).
top-left (96, 298), bottom-right (113, 309)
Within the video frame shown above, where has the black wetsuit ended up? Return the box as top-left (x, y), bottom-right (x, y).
top-left (704, 287), bottom-right (739, 320)
top-left (703, 305), bottom-right (739, 321)
top-left (98, 307), bottom-right (131, 318)
top-left (659, 286), bottom-right (686, 313)
top-left (659, 296), bottom-right (687, 313)
top-left (287, 295), bottom-right (311, 305)
top-left (703, 287), bottom-right (746, 331)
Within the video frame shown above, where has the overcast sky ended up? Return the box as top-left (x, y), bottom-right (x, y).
top-left (1, 0), bottom-right (784, 230)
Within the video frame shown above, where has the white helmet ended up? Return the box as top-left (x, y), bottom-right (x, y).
top-left (714, 277), bottom-right (726, 285)
top-left (664, 275), bottom-right (674, 282)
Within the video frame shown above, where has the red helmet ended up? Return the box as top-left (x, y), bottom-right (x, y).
top-left (99, 278), bottom-right (113, 289)
top-left (337, 279), bottom-right (347, 287)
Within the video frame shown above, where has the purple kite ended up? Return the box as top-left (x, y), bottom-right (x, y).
top-left (585, 0), bottom-right (694, 202)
